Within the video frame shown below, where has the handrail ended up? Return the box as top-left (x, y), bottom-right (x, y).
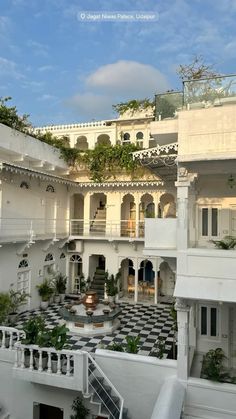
top-left (87, 352), bottom-right (124, 419)
top-left (11, 339), bottom-right (124, 418)
top-left (0, 326), bottom-right (25, 350)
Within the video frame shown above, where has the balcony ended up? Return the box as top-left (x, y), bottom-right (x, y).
top-left (175, 248), bottom-right (236, 303)
top-left (144, 218), bottom-right (177, 257)
top-left (69, 219), bottom-right (145, 240)
top-left (0, 218), bottom-right (69, 243)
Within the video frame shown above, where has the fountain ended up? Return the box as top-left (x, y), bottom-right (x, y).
top-left (59, 291), bottom-right (121, 336)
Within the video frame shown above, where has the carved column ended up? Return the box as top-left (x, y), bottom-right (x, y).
top-left (175, 297), bottom-right (190, 381)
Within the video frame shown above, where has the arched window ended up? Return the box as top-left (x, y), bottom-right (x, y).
top-left (75, 136), bottom-right (88, 150)
top-left (20, 181), bottom-right (29, 189)
top-left (46, 184), bottom-right (55, 193)
top-left (95, 134), bottom-right (111, 146)
top-left (18, 259), bottom-right (29, 269)
top-left (136, 131), bottom-right (143, 140)
top-left (123, 133), bottom-right (130, 143)
top-left (45, 253), bottom-right (54, 262)
top-left (70, 254), bottom-right (82, 263)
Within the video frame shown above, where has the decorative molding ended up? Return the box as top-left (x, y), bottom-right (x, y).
top-left (175, 298), bottom-right (190, 311)
top-left (16, 241), bottom-right (35, 256)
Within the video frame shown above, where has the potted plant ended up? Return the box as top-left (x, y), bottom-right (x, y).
top-left (8, 288), bottom-right (30, 324)
top-left (70, 396), bottom-right (90, 419)
top-left (105, 274), bottom-right (118, 302)
top-left (0, 292), bottom-right (11, 326)
top-left (54, 273), bottom-right (67, 302)
top-left (37, 279), bottom-right (54, 310)
top-left (49, 324), bottom-right (69, 373)
top-left (22, 316), bottom-right (46, 367)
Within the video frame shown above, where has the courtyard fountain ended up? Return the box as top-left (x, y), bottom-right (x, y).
top-left (59, 291), bottom-right (121, 336)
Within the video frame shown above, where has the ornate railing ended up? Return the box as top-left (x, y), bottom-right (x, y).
top-left (0, 326), bottom-right (25, 350)
top-left (70, 219), bottom-right (145, 239)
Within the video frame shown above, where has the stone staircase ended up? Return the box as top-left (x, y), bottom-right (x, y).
top-left (90, 207), bottom-right (106, 235)
top-left (88, 358), bottom-right (130, 419)
top-left (89, 268), bottom-right (106, 299)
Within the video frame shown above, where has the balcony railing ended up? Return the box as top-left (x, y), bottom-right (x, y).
top-left (155, 91), bottom-right (183, 120)
top-left (13, 341), bottom-right (124, 418)
top-left (0, 218), bottom-right (69, 242)
top-left (183, 74), bottom-right (236, 107)
top-left (70, 219), bottom-right (145, 239)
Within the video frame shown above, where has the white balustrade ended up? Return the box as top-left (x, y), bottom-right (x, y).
top-left (14, 343), bottom-right (75, 377)
top-left (69, 219), bottom-right (145, 239)
top-left (0, 326), bottom-right (25, 350)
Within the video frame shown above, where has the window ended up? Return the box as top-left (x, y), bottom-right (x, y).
top-left (200, 206), bottom-right (219, 238)
top-left (200, 305), bottom-right (219, 338)
top-left (46, 184), bottom-right (55, 193)
top-left (123, 133), bottom-right (130, 143)
top-left (20, 181), bottom-right (29, 189)
top-left (60, 252), bottom-right (66, 259)
top-left (45, 253), bottom-right (54, 262)
top-left (18, 259), bottom-right (29, 268)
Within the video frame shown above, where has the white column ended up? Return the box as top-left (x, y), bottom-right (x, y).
top-left (175, 298), bottom-right (190, 381)
top-left (135, 194), bottom-right (140, 237)
top-left (153, 257), bottom-right (160, 304)
top-left (134, 258), bottom-right (138, 303)
top-left (83, 193), bottom-right (90, 235)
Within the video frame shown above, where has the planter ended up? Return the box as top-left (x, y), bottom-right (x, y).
top-left (51, 358), bottom-right (58, 373)
top-left (51, 355), bottom-right (67, 374)
top-left (60, 293), bottom-right (65, 303)
top-left (24, 351), bottom-right (31, 368)
top-left (8, 312), bottom-right (18, 325)
top-left (34, 353), bottom-right (48, 370)
top-left (54, 295), bottom-right (61, 304)
top-left (40, 301), bottom-right (49, 310)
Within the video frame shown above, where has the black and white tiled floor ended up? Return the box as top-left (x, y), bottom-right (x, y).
top-left (16, 302), bottom-right (175, 358)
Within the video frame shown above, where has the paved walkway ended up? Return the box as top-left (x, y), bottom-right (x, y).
top-left (16, 301), bottom-right (175, 358)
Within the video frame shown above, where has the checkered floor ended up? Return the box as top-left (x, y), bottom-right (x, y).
top-left (16, 302), bottom-right (175, 358)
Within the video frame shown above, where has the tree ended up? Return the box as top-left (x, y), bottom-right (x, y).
top-left (177, 55), bottom-right (220, 81)
top-left (0, 97), bottom-right (31, 133)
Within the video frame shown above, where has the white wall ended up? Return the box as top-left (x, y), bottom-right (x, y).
top-left (0, 241), bottom-right (66, 309)
top-left (95, 349), bottom-right (177, 419)
top-left (0, 123), bottom-right (67, 171)
top-left (0, 352), bottom-right (89, 419)
top-left (145, 218), bottom-right (177, 249)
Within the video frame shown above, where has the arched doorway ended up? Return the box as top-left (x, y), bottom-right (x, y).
top-left (138, 259), bottom-right (155, 302)
top-left (70, 193), bottom-right (84, 235)
top-left (139, 193), bottom-right (155, 236)
top-left (69, 254), bottom-right (83, 293)
top-left (90, 193), bottom-right (107, 235)
top-left (159, 260), bottom-right (175, 298)
top-left (75, 136), bottom-right (88, 150)
top-left (120, 258), bottom-right (135, 301)
top-left (121, 194), bottom-right (136, 237)
top-left (96, 134), bottom-right (111, 146)
top-left (159, 193), bottom-right (176, 218)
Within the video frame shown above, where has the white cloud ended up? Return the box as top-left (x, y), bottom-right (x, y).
top-left (65, 93), bottom-right (114, 120)
top-left (38, 94), bottom-right (56, 101)
top-left (0, 57), bottom-right (24, 80)
top-left (27, 40), bottom-right (49, 57)
top-left (38, 65), bottom-right (54, 72)
top-left (86, 60), bottom-right (169, 96)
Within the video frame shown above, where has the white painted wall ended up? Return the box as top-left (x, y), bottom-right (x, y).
top-left (0, 123), bottom-right (67, 171)
top-left (0, 352), bottom-right (90, 419)
top-left (145, 218), bottom-right (177, 249)
top-left (95, 349), bottom-right (177, 419)
top-left (0, 241), bottom-right (66, 309)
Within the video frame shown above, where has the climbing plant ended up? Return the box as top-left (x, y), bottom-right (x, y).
top-left (112, 98), bottom-right (154, 116)
top-left (86, 143), bottom-right (141, 182)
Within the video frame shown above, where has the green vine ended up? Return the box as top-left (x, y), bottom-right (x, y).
top-left (78, 143), bottom-right (141, 182)
top-left (112, 98), bottom-right (154, 116)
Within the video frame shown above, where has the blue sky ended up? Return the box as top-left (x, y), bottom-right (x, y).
top-left (1, 0), bottom-right (236, 126)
